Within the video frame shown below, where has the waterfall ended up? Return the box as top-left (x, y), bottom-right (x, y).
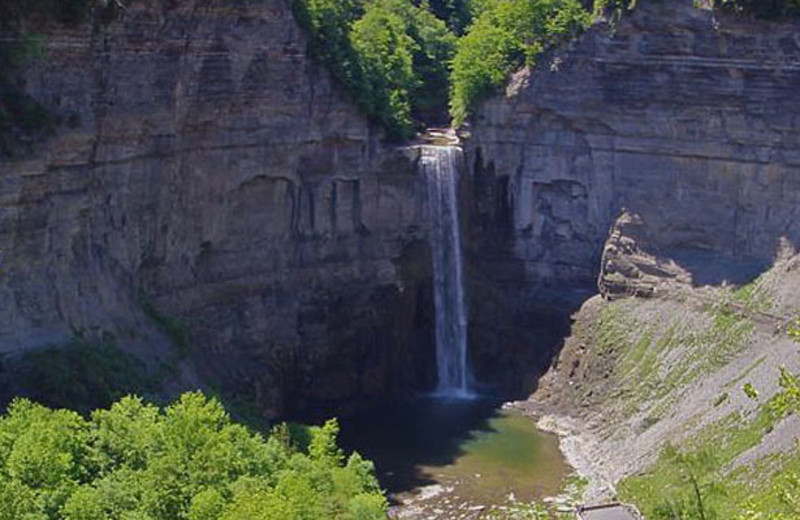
top-left (421, 145), bottom-right (472, 398)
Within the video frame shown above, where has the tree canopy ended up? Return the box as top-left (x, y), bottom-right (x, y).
top-left (294, 0), bottom-right (590, 135)
top-left (450, 0), bottom-right (590, 125)
top-left (0, 393), bottom-right (387, 520)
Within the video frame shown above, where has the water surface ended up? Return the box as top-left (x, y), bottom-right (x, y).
top-left (339, 397), bottom-right (570, 511)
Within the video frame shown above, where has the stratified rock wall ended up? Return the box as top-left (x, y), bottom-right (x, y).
top-left (465, 0), bottom-right (800, 388)
top-left (468, 0), bottom-right (800, 287)
top-left (0, 0), bottom-right (434, 418)
top-left (6, 0), bottom-right (800, 415)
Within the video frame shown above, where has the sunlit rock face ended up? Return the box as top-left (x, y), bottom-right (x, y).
top-left (464, 0), bottom-right (800, 390)
top-left (0, 0), bottom-right (436, 419)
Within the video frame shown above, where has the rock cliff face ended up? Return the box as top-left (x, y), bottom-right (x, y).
top-left (464, 0), bottom-right (800, 386)
top-left (6, 0), bottom-right (800, 418)
top-left (0, 0), bottom-right (434, 418)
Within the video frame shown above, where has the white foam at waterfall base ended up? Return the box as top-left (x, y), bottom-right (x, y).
top-left (421, 145), bottom-right (475, 399)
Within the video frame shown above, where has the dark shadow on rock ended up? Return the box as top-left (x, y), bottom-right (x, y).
top-left (201, 236), bottom-right (439, 425)
top-left (462, 147), bottom-right (598, 401)
top-left (667, 249), bottom-right (769, 288)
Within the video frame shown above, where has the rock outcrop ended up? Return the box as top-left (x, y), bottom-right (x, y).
top-left (598, 210), bottom-right (692, 299)
top-left (0, 0), bottom-right (434, 419)
top-left (464, 0), bottom-right (800, 385)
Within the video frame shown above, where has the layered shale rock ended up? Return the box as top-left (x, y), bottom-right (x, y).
top-left (464, 0), bottom-right (800, 387)
top-left (598, 210), bottom-right (692, 300)
top-left (5, 0), bottom-right (800, 417)
top-left (0, 0), bottom-right (434, 418)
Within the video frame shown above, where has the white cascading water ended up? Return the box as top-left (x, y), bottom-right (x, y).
top-left (421, 145), bottom-right (472, 398)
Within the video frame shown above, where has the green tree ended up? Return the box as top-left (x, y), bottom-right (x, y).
top-left (0, 393), bottom-right (386, 520)
top-left (294, 0), bottom-right (456, 138)
top-left (352, 0), bottom-right (457, 134)
top-left (450, 0), bottom-right (590, 125)
top-left (351, 4), bottom-right (418, 137)
top-left (651, 445), bottom-right (725, 520)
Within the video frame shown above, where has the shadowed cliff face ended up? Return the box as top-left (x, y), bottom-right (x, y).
top-left (0, 0), bottom-right (435, 419)
top-left (464, 0), bottom-right (800, 394)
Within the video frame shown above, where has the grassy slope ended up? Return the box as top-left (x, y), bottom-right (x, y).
top-left (534, 254), bottom-right (800, 517)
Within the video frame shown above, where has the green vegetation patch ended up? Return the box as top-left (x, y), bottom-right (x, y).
top-left (293, 0), bottom-right (456, 139)
top-left (591, 297), bottom-right (754, 417)
top-left (0, 392), bottom-right (387, 520)
top-left (788, 316), bottom-right (800, 343)
top-left (5, 335), bottom-right (156, 415)
top-left (294, 0), bottom-right (590, 137)
top-left (618, 364), bottom-right (800, 520)
top-left (449, 0), bottom-right (590, 125)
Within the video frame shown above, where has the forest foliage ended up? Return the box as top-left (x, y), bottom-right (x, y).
top-left (0, 392), bottom-right (387, 520)
top-left (449, 0), bottom-right (590, 125)
top-left (293, 0), bottom-right (590, 136)
top-left (292, 0), bottom-right (457, 139)
top-left (294, 0), bottom-right (800, 136)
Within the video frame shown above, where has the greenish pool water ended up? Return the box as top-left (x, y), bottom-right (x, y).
top-left (339, 397), bottom-right (570, 510)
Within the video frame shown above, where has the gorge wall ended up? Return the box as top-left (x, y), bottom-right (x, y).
top-left (0, 0), bottom-right (435, 419)
top-left (464, 0), bottom-right (800, 390)
top-left (4, 0), bottom-right (800, 419)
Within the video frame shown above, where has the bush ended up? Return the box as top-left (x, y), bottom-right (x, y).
top-left (0, 393), bottom-right (387, 520)
top-left (450, 0), bottom-right (590, 125)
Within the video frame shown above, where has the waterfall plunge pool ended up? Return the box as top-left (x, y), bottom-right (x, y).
top-left (339, 396), bottom-right (571, 517)
top-left (343, 139), bottom-right (572, 516)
